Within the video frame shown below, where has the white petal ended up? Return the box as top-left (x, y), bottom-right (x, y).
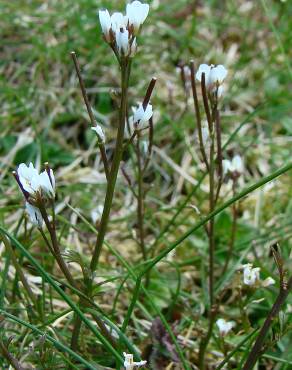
top-left (126, 1), bottom-right (149, 32)
top-left (26, 202), bottom-right (43, 228)
top-left (99, 9), bottom-right (111, 35)
top-left (116, 29), bottom-right (129, 54)
top-left (210, 65), bottom-right (228, 84)
top-left (223, 159), bottom-right (231, 175)
top-left (132, 103), bottom-right (153, 129)
top-left (39, 171), bottom-right (55, 197)
top-left (91, 124), bottom-right (105, 143)
top-left (196, 64), bottom-right (211, 85)
top-left (232, 155), bottom-right (243, 173)
top-left (216, 318), bottom-right (234, 335)
top-left (111, 12), bottom-right (126, 33)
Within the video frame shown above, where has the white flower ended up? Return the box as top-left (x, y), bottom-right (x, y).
top-left (196, 64), bottom-right (212, 85)
top-left (131, 102), bottom-right (153, 130)
top-left (217, 85), bottom-right (224, 98)
top-left (196, 64), bottom-right (228, 94)
top-left (116, 28), bottom-right (130, 55)
top-left (123, 353), bottom-right (147, 370)
top-left (223, 155), bottom-right (244, 175)
top-left (17, 163), bottom-right (55, 199)
top-left (91, 205), bottom-right (104, 224)
top-left (216, 318), bottom-right (235, 336)
top-left (25, 202), bottom-right (43, 228)
top-left (262, 277), bottom-right (276, 287)
top-left (111, 12), bottom-right (127, 33)
top-left (98, 9), bottom-right (112, 41)
top-left (126, 1), bottom-right (149, 34)
top-left (91, 124), bottom-right (105, 143)
top-left (242, 263), bottom-right (260, 286)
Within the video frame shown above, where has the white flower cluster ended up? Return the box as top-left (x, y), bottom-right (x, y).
top-left (242, 263), bottom-right (275, 287)
top-left (123, 353), bottom-right (147, 370)
top-left (17, 163), bottom-right (55, 199)
top-left (196, 63), bottom-right (228, 97)
top-left (14, 163), bottom-right (56, 228)
top-left (130, 102), bottom-right (153, 131)
top-left (216, 318), bottom-right (235, 336)
top-left (223, 155), bottom-right (244, 176)
top-left (99, 1), bottom-right (149, 57)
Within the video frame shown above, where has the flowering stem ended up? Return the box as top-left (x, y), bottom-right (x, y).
top-left (142, 116), bottom-right (154, 173)
top-left (208, 130), bottom-right (215, 308)
top-left (242, 276), bottom-right (292, 370)
top-left (201, 74), bottom-right (212, 131)
top-left (222, 181), bottom-right (238, 275)
top-left (190, 61), bottom-right (209, 171)
top-left (90, 60), bottom-right (131, 272)
top-left (71, 51), bottom-right (109, 180)
top-left (38, 205), bottom-right (76, 289)
top-left (136, 136), bottom-right (147, 263)
top-left (198, 125), bottom-right (216, 369)
top-left (214, 108), bottom-right (223, 185)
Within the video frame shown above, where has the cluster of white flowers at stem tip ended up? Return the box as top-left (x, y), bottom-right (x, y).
top-left (196, 63), bottom-right (228, 97)
top-left (13, 162), bottom-right (56, 227)
top-left (99, 1), bottom-right (149, 57)
top-left (242, 263), bottom-right (275, 287)
top-left (123, 353), bottom-right (147, 369)
top-left (216, 318), bottom-right (235, 336)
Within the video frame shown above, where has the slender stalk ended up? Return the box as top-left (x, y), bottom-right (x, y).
top-left (142, 116), bottom-right (154, 173)
top-left (198, 312), bottom-right (216, 368)
top-left (198, 107), bottom-right (216, 369)
top-left (136, 136), bottom-right (147, 262)
top-left (208, 131), bottom-right (215, 307)
top-left (190, 60), bottom-right (209, 171)
top-left (69, 312), bottom-right (83, 354)
top-left (71, 51), bottom-right (109, 180)
top-left (201, 73), bottom-right (212, 131)
top-left (214, 108), bottom-right (223, 187)
top-left (90, 60), bottom-right (131, 272)
top-left (38, 205), bottom-right (76, 288)
top-left (222, 180), bottom-right (238, 275)
top-left (242, 277), bottom-right (292, 370)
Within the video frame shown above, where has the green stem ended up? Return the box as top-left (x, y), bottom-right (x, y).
top-left (208, 131), bottom-right (215, 307)
top-left (38, 205), bottom-right (76, 288)
top-left (136, 137), bottom-right (147, 262)
top-left (222, 182), bottom-right (238, 275)
top-left (198, 127), bottom-right (216, 369)
top-left (90, 60), bottom-right (131, 272)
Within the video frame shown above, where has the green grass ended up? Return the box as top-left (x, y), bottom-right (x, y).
top-left (1, 0), bottom-right (292, 368)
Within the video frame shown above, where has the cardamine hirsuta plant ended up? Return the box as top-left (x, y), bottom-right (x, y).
top-left (1, 1), bottom-right (292, 369)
